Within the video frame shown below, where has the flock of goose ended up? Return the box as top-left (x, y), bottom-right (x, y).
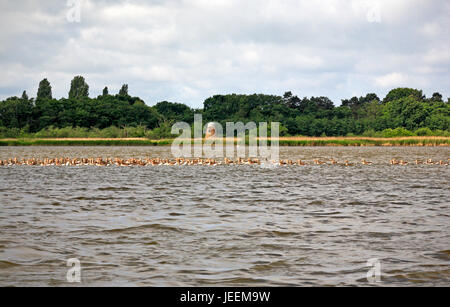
top-left (0, 157), bottom-right (449, 167)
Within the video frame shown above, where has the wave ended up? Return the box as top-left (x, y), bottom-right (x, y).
top-left (102, 223), bottom-right (183, 233)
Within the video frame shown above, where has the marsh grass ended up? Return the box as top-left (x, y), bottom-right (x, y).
top-left (0, 136), bottom-right (448, 146)
top-left (0, 139), bottom-right (171, 146)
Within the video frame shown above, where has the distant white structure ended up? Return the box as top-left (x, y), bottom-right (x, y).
top-left (205, 122), bottom-right (216, 139)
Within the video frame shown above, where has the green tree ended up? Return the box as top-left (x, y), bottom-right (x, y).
top-left (383, 88), bottom-right (424, 103)
top-left (37, 78), bottom-right (52, 100)
top-left (21, 90), bottom-right (29, 101)
top-left (154, 101), bottom-right (194, 123)
top-left (381, 96), bottom-right (429, 130)
top-left (429, 92), bottom-right (443, 103)
top-left (69, 76), bottom-right (89, 99)
top-left (1, 83), bottom-right (449, 137)
top-left (119, 84), bottom-right (128, 96)
top-left (283, 91), bottom-right (301, 109)
top-left (311, 96), bottom-right (334, 110)
top-left (342, 93), bottom-right (380, 118)
top-left (0, 96), bottom-right (33, 129)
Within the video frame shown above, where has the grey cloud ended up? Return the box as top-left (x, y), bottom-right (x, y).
top-left (0, 0), bottom-right (448, 107)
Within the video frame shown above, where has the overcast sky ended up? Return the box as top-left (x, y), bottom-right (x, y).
top-left (0, 0), bottom-right (449, 107)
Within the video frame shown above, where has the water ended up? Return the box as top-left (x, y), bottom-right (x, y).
top-left (0, 146), bottom-right (449, 286)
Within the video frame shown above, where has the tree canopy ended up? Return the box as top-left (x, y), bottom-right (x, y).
top-left (0, 76), bottom-right (449, 137)
top-left (68, 76), bottom-right (89, 99)
top-left (119, 84), bottom-right (128, 96)
top-left (37, 78), bottom-right (52, 100)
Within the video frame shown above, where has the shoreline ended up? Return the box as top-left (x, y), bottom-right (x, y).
top-left (0, 136), bottom-right (449, 146)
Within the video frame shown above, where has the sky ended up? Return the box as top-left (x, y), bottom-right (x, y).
top-left (0, 0), bottom-right (449, 108)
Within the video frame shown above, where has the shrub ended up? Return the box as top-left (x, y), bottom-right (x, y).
top-left (380, 127), bottom-right (414, 137)
top-left (414, 127), bottom-right (433, 136)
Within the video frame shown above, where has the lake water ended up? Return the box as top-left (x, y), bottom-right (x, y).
top-left (0, 146), bottom-right (449, 286)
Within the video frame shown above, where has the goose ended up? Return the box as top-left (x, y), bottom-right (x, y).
top-left (361, 159), bottom-right (373, 165)
top-left (224, 158), bottom-right (233, 165)
top-left (7, 156), bottom-right (443, 167)
top-left (390, 159), bottom-right (399, 165)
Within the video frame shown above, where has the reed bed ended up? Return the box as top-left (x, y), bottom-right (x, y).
top-left (0, 137), bottom-right (448, 146)
top-left (273, 138), bottom-right (450, 146)
top-left (0, 139), bottom-right (171, 146)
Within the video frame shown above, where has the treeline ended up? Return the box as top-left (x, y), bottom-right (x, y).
top-left (202, 91), bottom-right (449, 136)
top-left (0, 76), bottom-right (449, 138)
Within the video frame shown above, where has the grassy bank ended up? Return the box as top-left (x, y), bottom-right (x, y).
top-left (0, 138), bottom-right (171, 146)
top-left (0, 136), bottom-right (449, 146)
top-left (273, 137), bottom-right (450, 146)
